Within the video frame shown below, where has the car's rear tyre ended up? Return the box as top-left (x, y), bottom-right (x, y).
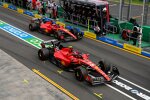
top-left (75, 66), bottom-right (86, 81)
top-left (38, 48), bottom-right (50, 61)
top-left (29, 24), bottom-right (36, 31)
top-left (56, 60), bottom-right (65, 69)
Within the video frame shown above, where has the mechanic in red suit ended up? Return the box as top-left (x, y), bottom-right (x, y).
top-left (32, 0), bottom-right (36, 10)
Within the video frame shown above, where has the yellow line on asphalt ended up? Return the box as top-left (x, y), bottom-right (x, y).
top-left (85, 36), bottom-right (150, 60)
top-left (32, 69), bottom-right (79, 100)
top-left (94, 93), bottom-right (103, 99)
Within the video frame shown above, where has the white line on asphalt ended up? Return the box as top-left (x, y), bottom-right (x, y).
top-left (119, 76), bottom-right (150, 93)
top-left (106, 84), bottom-right (137, 100)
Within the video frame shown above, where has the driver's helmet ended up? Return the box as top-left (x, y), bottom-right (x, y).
top-left (68, 46), bottom-right (73, 52)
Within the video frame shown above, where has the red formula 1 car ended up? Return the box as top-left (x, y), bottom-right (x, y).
top-left (38, 40), bottom-right (120, 85)
top-left (29, 18), bottom-right (83, 42)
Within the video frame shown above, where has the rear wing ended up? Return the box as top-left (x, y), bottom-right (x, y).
top-left (31, 18), bottom-right (42, 23)
top-left (41, 39), bottom-right (60, 48)
top-left (42, 39), bottom-right (58, 44)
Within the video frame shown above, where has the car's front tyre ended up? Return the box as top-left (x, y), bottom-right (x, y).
top-left (75, 66), bottom-right (87, 81)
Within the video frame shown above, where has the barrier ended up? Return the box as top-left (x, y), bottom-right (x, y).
top-left (123, 43), bottom-right (142, 54)
top-left (98, 37), bottom-right (117, 45)
top-left (84, 31), bottom-right (96, 39)
top-left (17, 8), bottom-right (23, 14)
top-left (115, 43), bottom-right (123, 48)
top-left (24, 10), bottom-right (34, 17)
top-left (56, 21), bottom-right (65, 27)
top-left (34, 14), bottom-right (42, 18)
top-left (8, 5), bottom-right (17, 10)
top-left (66, 26), bottom-right (73, 30)
top-left (3, 3), bottom-right (8, 8)
top-left (141, 51), bottom-right (150, 57)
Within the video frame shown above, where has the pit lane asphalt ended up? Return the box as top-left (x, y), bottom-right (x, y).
top-left (0, 7), bottom-right (150, 100)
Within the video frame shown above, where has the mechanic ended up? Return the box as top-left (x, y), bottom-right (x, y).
top-left (52, 2), bottom-right (58, 19)
top-left (129, 18), bottom-right (139, 27)
top-left (41, 0), bottom-right (46, 15)
top-left (46, 0), bottom-right (53, 18)
top-left (102, 7), bottom-right (107, 26)
top-left (32, 0), bottom-right (36, 10)
top-left (131, 26), bottom-right (141, 45)
top-left (94, 25), bottom-right (104, 36)
top-left (27, 0), bottom-right (32, 10)
top-left (36, 0), bottom-right (42, 15)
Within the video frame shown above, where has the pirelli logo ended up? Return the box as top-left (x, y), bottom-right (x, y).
top-left (123, 43), bottom-right (142, 54)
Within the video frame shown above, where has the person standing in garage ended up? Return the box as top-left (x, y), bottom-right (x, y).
top-left (53, 2), bottom-right (58, 19)
top-left (47, 0), bottom-right (53, 18)
top-left (132, 26), bottom-right (141, 46)
top-left (32, 0), bottom-right (36, 10)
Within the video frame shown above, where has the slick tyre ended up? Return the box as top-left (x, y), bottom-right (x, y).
top-left (38, 48), bottom-right (49, 61)
top-left (75, 66), bottom-right (86, 81)
top-left (56, 60), bottom-right (65, 69)
top-left (29, 24), bottom-right (36, 31)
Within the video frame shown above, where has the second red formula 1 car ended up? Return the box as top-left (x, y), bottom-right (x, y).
top-left (29, 18), bottom-right (83, 42)
top-left (38, 40), bottom-right (120, 85)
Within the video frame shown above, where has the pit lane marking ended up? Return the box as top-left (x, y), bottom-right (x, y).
top-left (106, 84), bottom-right (137, 100)
top-left (57, 70), bottom-right (63, 74)
top-left (32, 69), bottom-right (79, 100)
top-left (94, 93), bottom-right (103, 99)
top-left (119, 76), bottom-right (150, 93)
